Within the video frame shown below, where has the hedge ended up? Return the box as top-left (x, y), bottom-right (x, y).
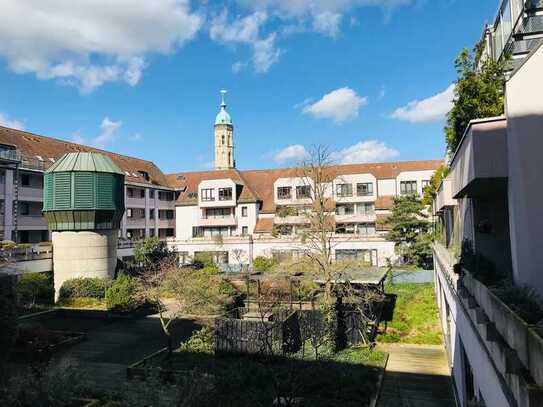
top-left (105, 274), bottom-right (142, 312)
top-left (17, 272), bottom-right (54, 305)
top-left (58, 277), bottom-right (112, 301)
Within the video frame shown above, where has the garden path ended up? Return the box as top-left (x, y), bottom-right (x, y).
top-left (376, 343), bottom-right (456, 407)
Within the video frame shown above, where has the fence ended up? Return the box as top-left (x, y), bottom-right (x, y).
top-left (214, 310), bottom-right (301, 355)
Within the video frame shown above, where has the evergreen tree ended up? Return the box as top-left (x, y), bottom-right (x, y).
top-left (385, 195), bottom-right (431, 267)
top-left (445, 46), bottom-right (506, 153)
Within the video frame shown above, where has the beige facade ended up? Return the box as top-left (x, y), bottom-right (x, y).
top-left (214, 123), bottom-right (234, 170)
top-left (52, 230), bottom-right (118, 299)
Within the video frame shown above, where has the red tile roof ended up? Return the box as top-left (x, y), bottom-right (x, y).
top-left (0, 126), bottom-right (171, 187)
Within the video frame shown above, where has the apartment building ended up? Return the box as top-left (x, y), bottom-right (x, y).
top-left (432, 34), bottom-right (543, 407)
top-left (480, 0), bottom-right (543, 70)
top-left (0, 127), bottom-right (177, 244)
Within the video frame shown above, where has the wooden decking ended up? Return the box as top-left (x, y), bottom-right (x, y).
top-left (377, 343), bottom-right (457, 407)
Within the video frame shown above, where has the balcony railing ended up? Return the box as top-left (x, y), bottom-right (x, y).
top-left (197, 217), bottom-right (237, 227)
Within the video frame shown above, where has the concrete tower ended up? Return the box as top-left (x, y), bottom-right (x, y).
top-left (214, 89), bottom-right (234, 170)
top-left (42, 152), bottom-right (125, 300)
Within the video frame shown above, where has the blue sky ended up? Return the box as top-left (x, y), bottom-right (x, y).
top-left (0, 0), bottom-right (498, 173)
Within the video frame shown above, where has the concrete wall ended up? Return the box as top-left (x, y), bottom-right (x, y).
top-left (52, 230), bottom-right (118, 300)
top-left (506, 43), bottom-right (543, 295)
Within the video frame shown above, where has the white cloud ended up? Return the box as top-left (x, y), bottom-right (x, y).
top-left (236, 0), bottom-right (414, 36)
top-left (72, 117), bottom-right (122, 149)
top-left (332, 140), bottom-right (399, 164)
top-left (128, 133), bottom-right (143, 142)
top-left (232, 61), bottom-right (248, 73)
top-left (389, 84), bottom-right (455, 123)
top-left (210, 10), bottom-right (283, 73)
top-left (0, 0), bottom-right (201, 92)
top-left (303, 87), bottom-right (368, 123)
top-left (0, 112), bottom-right (24, 130)
top-left (274, 144), bottom-right (308, 163)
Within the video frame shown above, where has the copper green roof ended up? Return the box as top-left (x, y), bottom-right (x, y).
top-left (215, 89), bottom-right (233, 125)
top-left (46, 152), bottom-right (123, 174)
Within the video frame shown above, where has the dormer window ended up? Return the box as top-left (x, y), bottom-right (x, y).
top-left (201, 188), bottom-right (214, 201)
top-left (219, 187), bottom-right (232, 201)
top-left (138, 170), bottom-right (150, 181)
top-left (277, 187), bottom-right (292, 200)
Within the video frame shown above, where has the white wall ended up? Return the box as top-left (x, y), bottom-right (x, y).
top-left (377, 179), bottom-right (396, 196)
top-left (506, 44), bottom-right (543, 295)
top-left (176, 206), bottom-right (200, 239)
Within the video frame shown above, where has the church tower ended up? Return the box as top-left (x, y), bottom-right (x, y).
top-left (214, 89), bottom-right (235, 170)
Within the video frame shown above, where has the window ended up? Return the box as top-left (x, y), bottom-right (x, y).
top-left (127, 188), bottom-right (144, 198)
top-left (358, 223), bottom-right (376, 236)
top-left (400, 181), bottom-right (417, 195)
top-left (241, 206), bottom-right (248, 217)
top-left (277, 186), bottom-right (292, 200)
top-left (357, 182), bottom-right (373, 196)
top-left (219, 187), bottom-right (232, 201)
top-left (275, 225), bottom-right (293, 235)
top-left (159, 210), bottom-right (174, 219)
top-left (356, 202), bottom-right (374, 215)
top-left (149, 209), bottom-right (155, 220)
top-left (335, 249), bottom-right (378, 266)
top-left (336, 223), bottom-right (356, 234)
top-left (205, 208), bottom-right (232, 219)
top-left (127, 208), bottom-right (145, 219)
top-left (222, 135), bottom-right (225, 145)
top-left (192, 227), bottom-right (205, 238)
top-left (21, 173), bottom-right (30, 187)
top-left (336, 204), bottom-right (355, 216)
top-left (421, 180), bottom-right (430, 191)
top-left (242, 226), bottom-right (248, 236)
top-left (336, 183), bottom-right (353, 197)
top-left (158, 190), bottom-right (174, 201)
top-left (149, 190), bottom-right (155, 199)
top-left (138, 171), bottom-right (150, 181)
top-left (19, 202), bottom-right (30, 216)
top-left (201, 188), bottom-right (215, 201)
top-left (296, 185), bottom-right (311, 199)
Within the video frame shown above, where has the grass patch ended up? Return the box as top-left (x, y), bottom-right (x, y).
top-left (377, 283), bottom-right (442, 345)
top-left (57, 297), bottom-right (107, 309)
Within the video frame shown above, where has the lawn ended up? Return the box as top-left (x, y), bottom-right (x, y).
top-left (377, 283), bottom-right (442, 345)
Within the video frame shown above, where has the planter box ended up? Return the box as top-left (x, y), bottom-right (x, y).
top-left (462, 272), bottom-right (530, 367)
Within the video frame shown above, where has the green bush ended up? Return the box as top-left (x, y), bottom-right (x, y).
top-left (201, 265), bottom-right (219, 274)
top-left (17, 273), bottom-right (54, 306)
top-left (105, 274), bottom-right (141, 312)
top-left (253, 256), bottom-right (275, 272)
top-left (179, 327), bottom-right (214, 354)
top-left (58, 277), bottom-right (111, 301)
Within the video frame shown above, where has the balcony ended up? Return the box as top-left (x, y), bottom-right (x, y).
top-left (19, 186), bottom-right (43, 201)
top-left (17, 215), bottom-right (48, 228)
top-left (433, 179), bottom-right (455, 215)
top-left (126, 196), bottom-right (146, 207)
top-left (334, 214), bottom-right (376, 223)
top-left (125, 218), bottom-right (146, 229)
top-left (449, 117), bottom-right (508, 199)
top-left (157, 218), bottom-right (175, 228)
top-left (274, 215), bottom-right (309, 225)
top-left (460, 271), bottom-right (543, 405)
top-left (197, 216), bottom-right (237, 227)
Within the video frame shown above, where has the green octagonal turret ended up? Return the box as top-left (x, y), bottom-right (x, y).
top-left (43, 152), bottom-right (125, 231)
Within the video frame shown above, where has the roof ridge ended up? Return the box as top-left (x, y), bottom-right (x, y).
top-left (0, 125), bottom-right (158, 166)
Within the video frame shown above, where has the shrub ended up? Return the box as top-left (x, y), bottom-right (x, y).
top-left (105, 274), bottom-right (141, 312)
top-left (58, 277), bottom-right (111, 301)
top-left (201, 265), bottom-right (219, 274)
top-left (179, 327), bottom-right (214, 354)
top-left (0, 240), bottom-right (16, 250)
top-left (17, 272), bottom-right (54, 306)
top-left (253, 256), bottom-right (275, 272)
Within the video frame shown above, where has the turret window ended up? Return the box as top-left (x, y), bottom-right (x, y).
top-left (222, 135), bottom-right (225, 145)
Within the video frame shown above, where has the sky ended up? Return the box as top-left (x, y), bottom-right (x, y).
top-left (0, 0), bottom-right (499, 174)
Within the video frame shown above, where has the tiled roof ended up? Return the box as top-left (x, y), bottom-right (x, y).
top-left (375, 196), bottom-right (395, 210)
top-left (254, 217), bottom-right (274, 233)
top-left (168, 160), bottom-right (442, 212)
top-left (0, 126), bottom-right (170, 187)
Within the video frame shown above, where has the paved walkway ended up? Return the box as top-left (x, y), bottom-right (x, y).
top-left (377, 343), bottom-right (456, 407)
